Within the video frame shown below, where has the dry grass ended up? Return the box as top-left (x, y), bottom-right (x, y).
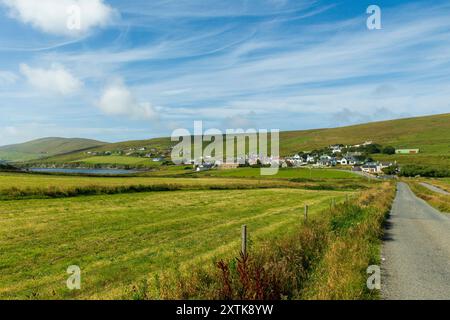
top-left (407, 180), bottom-right (450, 213)
top-left (300, 182), bottom-right (395, 300)
top-left (132, 182), bottom-right (395, 300)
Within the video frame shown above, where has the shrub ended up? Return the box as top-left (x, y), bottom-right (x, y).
top-left (399, 165), bottom-right (450, 177)
top-left (382, 146), bottom-right (396, 155)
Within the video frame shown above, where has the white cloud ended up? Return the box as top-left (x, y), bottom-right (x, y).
top-left (20, 63), bottom-right (83, 95)
top-left (97, 80), bottom-right (159, 121)
top-left (1, 0), bottom-right (116, 36)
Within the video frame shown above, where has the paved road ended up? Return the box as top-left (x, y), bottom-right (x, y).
top-left (419, 182), bottom-right (450, 195)
top-left (382, 182), bottom-right (450, 300)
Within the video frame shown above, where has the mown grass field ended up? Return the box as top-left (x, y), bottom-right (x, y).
top-left (0, 171), bottom-right (366, 201)
top-left (195, 167), bottom-right (357, 179)
top-left (0, 187), bottom-right (348, 299)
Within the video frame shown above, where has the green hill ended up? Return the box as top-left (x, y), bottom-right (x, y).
top-left (17, 113), bottom-right (450, 167)
top-left (0, 138), bottom-right (107, 162)
top-left (279, 113), bottom-right (450, 166)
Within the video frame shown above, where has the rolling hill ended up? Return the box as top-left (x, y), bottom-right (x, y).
top-left (13, 113), bottom-right (450, 166)
top-left (0, 137), bottom-right (108, 162)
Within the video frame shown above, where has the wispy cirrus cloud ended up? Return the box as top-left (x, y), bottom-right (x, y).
top-left (1, 0), bottom-right (450, 145)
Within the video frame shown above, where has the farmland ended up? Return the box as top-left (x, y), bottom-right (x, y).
top-left (196, 167), bottom-right (357, 179)
top-left (75, 156), bottom-right (162, 167)
top-left (0, 185), bottom-right (348, 299)
top-left (0, 169), bottom-right (366, 200)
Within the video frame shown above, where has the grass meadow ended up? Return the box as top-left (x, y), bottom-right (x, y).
top-left (0, 168), bottom-right (394, 300)
top-left (0, 171), bottom-right (367, 200)
top-left (0, 187), bottom-right (348, 299)
top-left (195, 167), bottom-right (357, 179)
top-left (76, 156), bottom-right (163, 167)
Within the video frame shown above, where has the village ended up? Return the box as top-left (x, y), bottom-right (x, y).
top-left (78, 140), bottom-right (420, 176)
top-left (191, 141), bottom-right (419, 175)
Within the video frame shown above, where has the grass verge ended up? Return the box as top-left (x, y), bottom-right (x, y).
top-left (131, 182), bottom-right (395, 300)
top-left (406, 181), bottom-right (450, 213)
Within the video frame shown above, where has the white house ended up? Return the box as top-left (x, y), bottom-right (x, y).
top-left (306, 155), bottom-right (316, 163)
top-left (330, 145), bottom-right (342, 154)
top-left (361, 164), bottom-right (378, 174)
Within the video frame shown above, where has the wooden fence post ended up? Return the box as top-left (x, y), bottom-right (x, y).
top-left (241, 225), bottom-right (247, 256)
top-left (304, 205), bottom-right (309, 221)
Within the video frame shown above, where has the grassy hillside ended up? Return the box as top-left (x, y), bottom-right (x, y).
top-left (18, 113), bottom-right (450, 166)
top-left (279, 113), bottom-right (449, 155)
top-left (0, 138), bottom-right (107, 162)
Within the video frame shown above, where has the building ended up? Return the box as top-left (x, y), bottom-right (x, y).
top-left (330, 145), bottom-right (343, 154)
top-left (285, 154), bottom-right (305, 167)
top-left (395, 149), bottom-right (420, 154)
top-left (361, 164), bottom-right (379, 174)
top-left (218, 163), bottom-right (240, 170)
top-left (306, 155), bottom-right (316, 163)
top-left (318, 155), bottom-right (336, 167)
top-left (361, 162), bottom-right (394, 174)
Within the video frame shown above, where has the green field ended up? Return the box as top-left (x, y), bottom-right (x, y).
top-left (372, 153), bottom-right (450, 167)
top-left (0, 172), bottom-right (314, 197)
top-left (197, 167), bottom-right (358, 179)
top-left (0, 187), bottom-right (346, 299)
top-left (76, 156), bottom-right (162, 167)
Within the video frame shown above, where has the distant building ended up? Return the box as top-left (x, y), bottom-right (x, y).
top-left (218, 163), bottom-right (240, 170)
top-left (395, 149), bottom-right (419, 154)
top-left (330, 145), bottom-right (342, 154)
top-left (361, 162), bottom-right (394, 174)
top-left (318, 155), bottom-right (336, 167)
top-left (306, 155), bottom-right (316, 163)
top-left (361, 164), bottom-right (379, 174)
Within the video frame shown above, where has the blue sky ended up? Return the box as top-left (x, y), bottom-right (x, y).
top-left (0, 0), bottom-right (449, 145)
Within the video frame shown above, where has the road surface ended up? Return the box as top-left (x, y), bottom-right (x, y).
top-left (381, 182), bottom-right (450, 300)
top-left (419, 182), bottom-right (450, 195)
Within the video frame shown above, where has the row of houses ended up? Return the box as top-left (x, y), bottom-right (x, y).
top-left (329, 141), bottom-right (374, 154)
top-left (284, 153), bottom-right (364, 167)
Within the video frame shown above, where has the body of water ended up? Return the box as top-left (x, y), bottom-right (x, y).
top-left (28, 168), bottom-right (139, 175)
